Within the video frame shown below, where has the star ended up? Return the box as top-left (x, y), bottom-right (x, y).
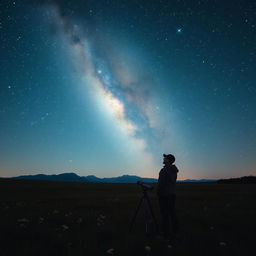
top-left (177, 28), bottom-right (182, 33)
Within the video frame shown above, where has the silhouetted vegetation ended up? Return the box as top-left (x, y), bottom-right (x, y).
top-left (217, 175), bottom-right (256, 184)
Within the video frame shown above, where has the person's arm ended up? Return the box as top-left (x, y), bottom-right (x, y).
top-left (173, 164), bottom-right (179, 173)
top-left (157, 169), bottom-right (166, 195)
top-left (170, 165), bottom-right (178, 183)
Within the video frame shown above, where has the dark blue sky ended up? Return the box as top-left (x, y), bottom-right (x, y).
top-left (0, 0), bottom-right (255, 179)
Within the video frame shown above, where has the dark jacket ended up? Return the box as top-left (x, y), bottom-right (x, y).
top-left (157, 164), bottom-right (179, 196)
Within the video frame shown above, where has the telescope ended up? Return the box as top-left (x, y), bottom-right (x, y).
top-left (130, 181), bottom-right (157, 234)
top-left (137, 181), bottom-right (153, 191)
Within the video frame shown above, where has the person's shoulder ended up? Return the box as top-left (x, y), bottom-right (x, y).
top-left (159, 167), bottom-right (167, 175)
top-left (159, 167), bottom-right (165, 173)
top-left (172, 164), bottom-right (179, 172)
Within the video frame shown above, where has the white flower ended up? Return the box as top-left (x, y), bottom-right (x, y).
top-left (17, 218), bottom-right (29, 223)
top-left (39, 217), bottom-right (44, 224)
top-left (97, 214), bottom-right (105, 226)
top-left (62, 224), bottom-right (69, 231)
top-left (100, 214), bottom-right (106, 219)
top-left (77, 217), bottom-right (83, 224)
top-left (219, 242), bottom-right (227, 246)
top-left (145, 245), bottom-right (151, 252)
top-left (106, 248), bottom-right (114, 254)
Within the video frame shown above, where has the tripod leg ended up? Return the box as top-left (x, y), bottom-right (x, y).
top-left (129, 196), bottom-right (144, 232)
top-left (143, 196), bottom-right (149, 234)
top-left (145, 194), bottom-right (158, 232)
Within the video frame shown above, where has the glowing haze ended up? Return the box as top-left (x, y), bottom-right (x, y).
top-left (0, 1), bottom-right (255, 179)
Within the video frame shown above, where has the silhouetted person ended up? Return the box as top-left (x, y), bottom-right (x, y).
top-left (157, 153), bottom-right (179, 240)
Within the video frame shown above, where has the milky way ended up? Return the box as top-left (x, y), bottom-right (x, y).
top-left (47, 4), bottom-right (161, 176)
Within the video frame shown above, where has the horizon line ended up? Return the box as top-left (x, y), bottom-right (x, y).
top-left (0, 171), bottom-right (254, 181)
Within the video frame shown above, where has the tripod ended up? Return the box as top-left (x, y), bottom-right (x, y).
top-left (129, 186), bottom-right (158, 234)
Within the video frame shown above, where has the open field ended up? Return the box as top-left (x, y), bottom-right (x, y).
top-left (0, 180), bottom-right (255, 256)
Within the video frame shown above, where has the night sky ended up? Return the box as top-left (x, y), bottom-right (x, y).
top-left (0, 0), bottom-right (255, 179)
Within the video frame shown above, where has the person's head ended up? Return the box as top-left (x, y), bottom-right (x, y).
top-left (163, 154), bottom-right (175, 165)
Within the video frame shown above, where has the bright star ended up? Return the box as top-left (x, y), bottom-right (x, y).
top-left (177, 28), bottom-right (182, 33)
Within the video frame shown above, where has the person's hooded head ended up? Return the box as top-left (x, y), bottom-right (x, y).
top-left (163, 154), bottom-right (175, 165)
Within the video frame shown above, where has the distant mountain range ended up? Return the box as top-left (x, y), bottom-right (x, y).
top-left (1, 172), bottom-right (217, 183)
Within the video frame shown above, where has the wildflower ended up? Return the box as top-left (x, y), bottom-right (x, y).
top-left (39, 217), bottom-right (44, 224)
top-left (167, 244), bottom-right (172, 249)
top-left (17, 218), bottom-right (29, 223)
top-left (145, 245), bottom-right (151, 252)
top-left (19, 223), bottom-right (26, 228)
top-left (106, 248), bottom-right (114, 254)
top-left (77, 217), bottom-right (83, 224)
top-left (62, 224), bottom-right (69, 231)
top-left (97, 217), bottom-right (104, 222)
top-left (97, 214), bottom-right (105, 226)
top-left (100, 214), bottom-right (106, 219)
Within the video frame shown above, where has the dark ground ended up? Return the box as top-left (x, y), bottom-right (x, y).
top-left (0, 180), bottom-right (255, 256)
